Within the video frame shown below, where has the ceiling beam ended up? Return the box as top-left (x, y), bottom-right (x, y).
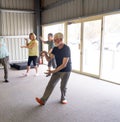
top-left (42, 0), bottom-right (75, 11)
top-left (0, 8), bottom-right (34, 13)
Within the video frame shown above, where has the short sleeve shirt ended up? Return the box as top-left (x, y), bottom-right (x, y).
top-left (28, 40), bottom-right (39, 56)
top-left (52, 44), bottom-right (72, 72)
top-left (45, 40), bottom-right (54, 51)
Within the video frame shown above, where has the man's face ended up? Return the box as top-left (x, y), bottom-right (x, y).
top-left (48, 35), bottom-right (53, 41)
top-left (54, 38), bottom-right (62, 47)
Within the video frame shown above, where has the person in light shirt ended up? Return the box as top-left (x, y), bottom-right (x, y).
top-left (0, 37), bottom-right (9, 83)
top-left (21, 33), bottom-right (39, 76)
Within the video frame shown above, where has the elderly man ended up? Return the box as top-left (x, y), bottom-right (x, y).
top-left (0, 37), bottom-right (9, 83)
top-left (35, 32), bottom-right (72, 105)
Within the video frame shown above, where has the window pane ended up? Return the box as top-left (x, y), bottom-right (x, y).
top-left (82, 20), bottom-right (101, 76)
top-left (101, 14), bottom-right (120, 83)
top-left (67, 23), bottom-right (81, 71)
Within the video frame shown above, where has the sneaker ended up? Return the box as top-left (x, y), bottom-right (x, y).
top-left (35, 97), bottom-right (44, 105)
top-left (61, 100), bottom-right (68, 104)
top-left (23, 73), bottom-right (29, 76)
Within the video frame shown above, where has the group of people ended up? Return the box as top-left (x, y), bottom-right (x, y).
top-left (0, 32), bottom-right (72, 105)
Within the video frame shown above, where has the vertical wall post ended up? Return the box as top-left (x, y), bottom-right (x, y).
top-left (34, 0), bottom-right (42, 53)
top-left (0, 11), bottom-right (2, 36)
top-left (0, 0), bottom-right (2, 36)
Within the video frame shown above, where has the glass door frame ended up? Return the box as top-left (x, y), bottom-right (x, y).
top-left (80, 16), bottom-right (103, 78)
top-left (65, 20), bottom-right (82, 73)
top-left (65, 16), bottom-right (103, 78)
top-left (100, 13), bottom-right (120, 84)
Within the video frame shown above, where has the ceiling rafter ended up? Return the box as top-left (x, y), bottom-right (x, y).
top-left (42, 0), bottom-right (75, 11)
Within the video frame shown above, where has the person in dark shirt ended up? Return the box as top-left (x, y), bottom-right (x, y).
top-left (35, 32), bottom-right (72, 105)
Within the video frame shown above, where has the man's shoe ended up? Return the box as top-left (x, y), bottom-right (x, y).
top-left (61, 100), bottom-right (68, 104)
top-left (4, 80), bottom-right (9, 83)
top-left (35, 97), bottom-right (44, 105)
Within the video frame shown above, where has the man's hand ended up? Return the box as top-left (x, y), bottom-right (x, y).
top-left (47, 70), bottom-right (55, 74)
top-left (45, 69), bottom-right (55, 76)
top-left (40, 36), bottom-right (45, 43)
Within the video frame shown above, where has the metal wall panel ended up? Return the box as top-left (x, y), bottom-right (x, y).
top-left (114, 0), bottom-right (120, 8)
top-left (42, 0), bottom-right (83, 24)
top-left (41, 0), bottom-right (120, 24)
top-left (1, 0), bottom-right (34, 10)
top-left (83, 0), bottom-right (120, 16)
top-left (83, 0), bottom-right (99, 15)
top-left (1, 12), bottom-right (34, 36)
top-left (1, 12), bottom-right (34, 62)
top-left (5, 37), bottom-right (28, 63)
top-left (42, 0), bottom-right (58, 7)
top-left (0, 0), bottom-right (35, 63)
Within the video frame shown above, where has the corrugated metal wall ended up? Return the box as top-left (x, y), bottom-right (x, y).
top-left (83, 0), bottom-right (120, 15)
top-left (1, 12), bottom-right (34, 36)
top-left (41, 0), bottom-right (120, 24)
top-left (42, 0), bottom-right (83, 24)
top-left (1, 0), bottom-right (34, 10)
top-left (0, 0), bottom-right (35, 63)
top-left (5, 38), bottom-right (28, 62)
top-left (42, 0), bottom-right (58, 7)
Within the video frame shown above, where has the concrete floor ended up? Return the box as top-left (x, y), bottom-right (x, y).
top-left (0, 65), bottom-right (120, 122)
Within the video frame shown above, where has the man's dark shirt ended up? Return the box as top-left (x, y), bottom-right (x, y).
top-left (52, 44), bottom-right (72, 72)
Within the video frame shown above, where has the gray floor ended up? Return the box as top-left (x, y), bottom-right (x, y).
top-left (0, 65), bottom-right (120, 122)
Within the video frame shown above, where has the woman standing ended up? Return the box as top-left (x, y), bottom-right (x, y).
top-left (21, 33), bottom-right (39, 76)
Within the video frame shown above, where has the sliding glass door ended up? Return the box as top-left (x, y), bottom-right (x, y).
top-left (43, 23), bottom-right (64, 42)
top-left (82, 20), bottom-right (102, 76)
top-left (101, 14), bottom-right (120, 83)
top-left (67, 23), bottom-right (81, 71)
top-left (42, 13), bottom-right (120, 84)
